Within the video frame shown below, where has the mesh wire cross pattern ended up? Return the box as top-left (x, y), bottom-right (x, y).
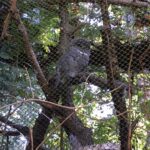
top-left (0, 0), bottom-right (150, 150)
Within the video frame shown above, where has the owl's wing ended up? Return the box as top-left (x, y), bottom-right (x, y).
top-left (55, 46), bottom-right (90, 86)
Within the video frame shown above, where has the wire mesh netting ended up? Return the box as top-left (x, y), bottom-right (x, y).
top-left (1, 0), bottom-right (150, 150)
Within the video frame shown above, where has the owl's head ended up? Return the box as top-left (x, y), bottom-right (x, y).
top-left (71, 38), bottom-right (92, 50)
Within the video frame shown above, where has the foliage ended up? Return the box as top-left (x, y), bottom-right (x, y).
top-left (1, 1), bottom-right (150, 149)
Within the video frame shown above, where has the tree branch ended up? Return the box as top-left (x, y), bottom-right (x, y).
top-left (0, 115), bottom-right (29, 136)
top-left (100, 1), bottom-right (129, 149)
top-left (11, 7), bottom-right (49, 95)
top-left (41, 0), bottom-right (148, 7)
top-left (58, 1), bottom-right (70, 54)
top-left (0, 130), bottom-right (20, 136)
top-left (72, 72), bottom-right (128, 90)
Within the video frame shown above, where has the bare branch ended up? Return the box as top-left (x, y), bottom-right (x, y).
top-left (0, 130), bottom-right (20, 136)
top-left (41, 0), bottom-right (148, 7)
top-left (7, 3), bottom-right (49, 94)
top-left (0, 115), bottom-right (29, 136)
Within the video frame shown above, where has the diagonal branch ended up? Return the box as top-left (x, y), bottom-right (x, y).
top-left (9, 2), bottom-right (49, 95)
top-left (0, 115), bottom-right (29, 136)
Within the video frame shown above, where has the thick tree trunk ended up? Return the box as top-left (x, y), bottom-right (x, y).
top-left (100, 1), bottom-right (129, 150)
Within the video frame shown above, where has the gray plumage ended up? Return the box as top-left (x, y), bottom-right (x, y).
top-left (55, 38), bottom-right (91, 86)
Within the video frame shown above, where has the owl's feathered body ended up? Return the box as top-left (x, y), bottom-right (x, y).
top-left (55, 39), bottom-right (91, 86)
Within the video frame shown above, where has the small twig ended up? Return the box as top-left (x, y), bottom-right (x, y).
top-left (24, 67), bottom-right (34, 98)
top-left (0, 99), bottom-right (75, 111)
top-left (41, 112), bottom-right (52, 121)
top-left (8, 102), bottom-right (24, 117)
top-left (29, 128), bottom-right (33, 150)
top-left (80, 73), bottom-right (95, 103)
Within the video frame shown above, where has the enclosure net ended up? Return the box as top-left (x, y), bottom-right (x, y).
top-left (0, 0), bottom-right (150, 150)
